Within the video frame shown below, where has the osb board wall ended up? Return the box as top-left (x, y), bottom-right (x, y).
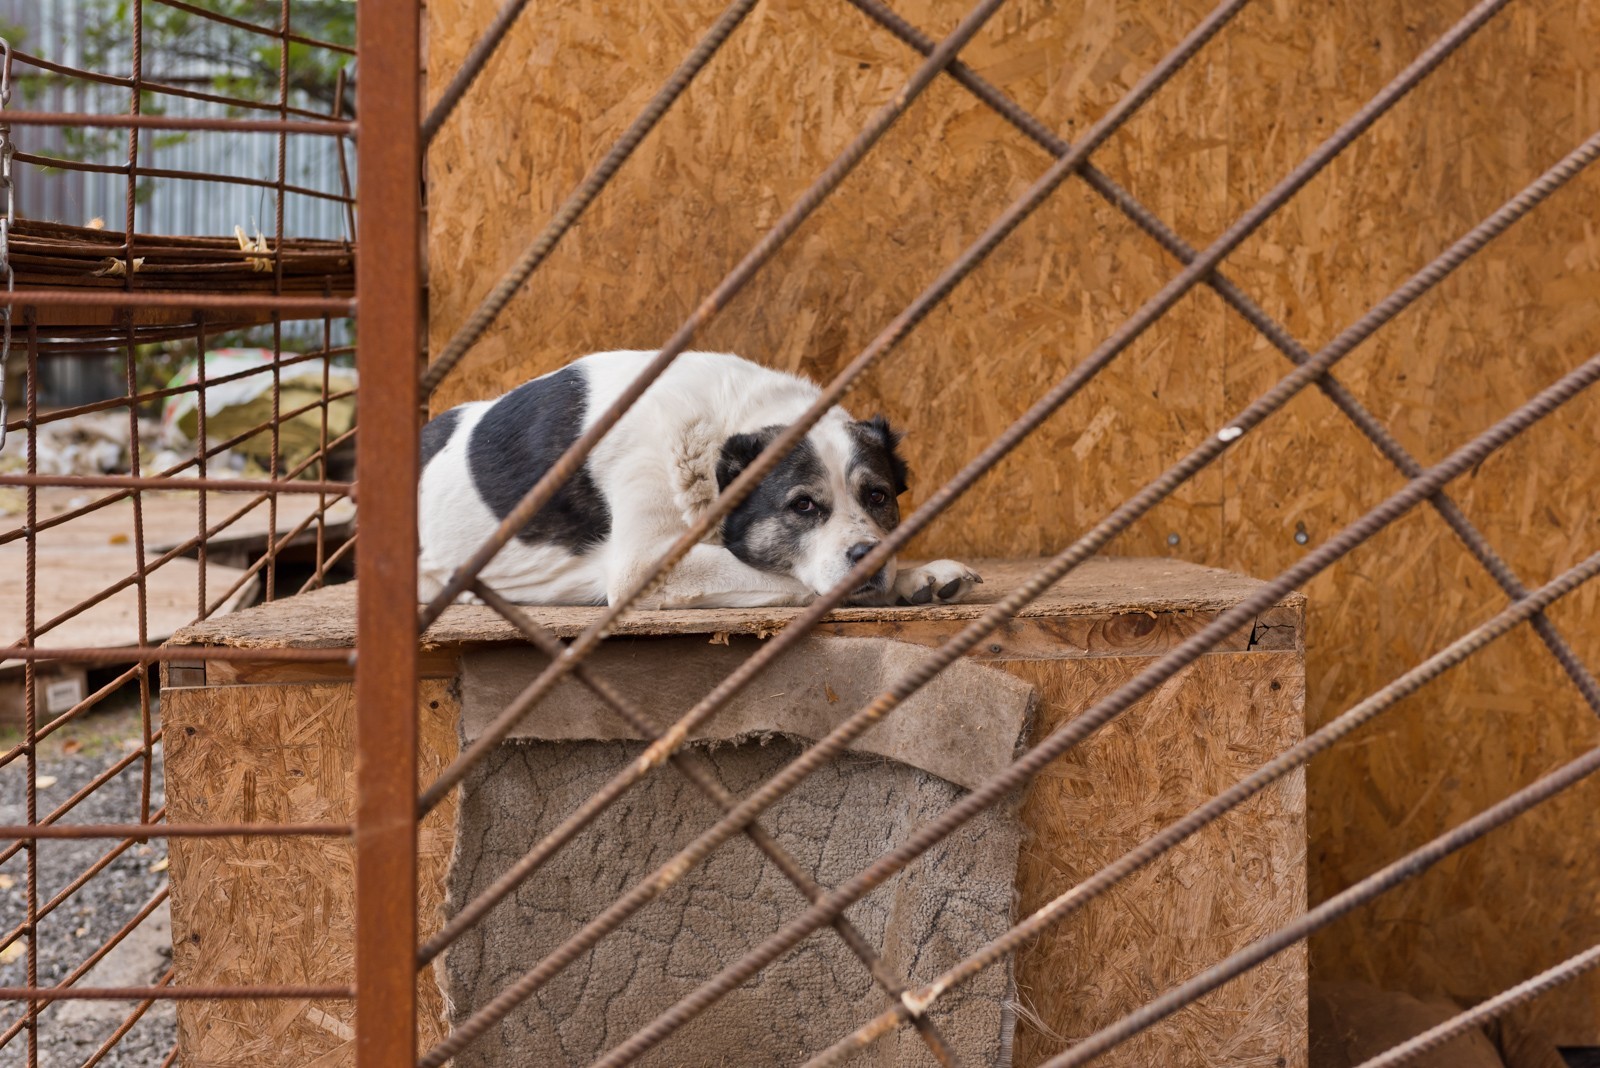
top-left (163, 681), bottom-right (460, 1067)
top-left (425, 0), bottom-right (1600, 1039)
top-left (1004, 653), bottom-right (1306, 1067)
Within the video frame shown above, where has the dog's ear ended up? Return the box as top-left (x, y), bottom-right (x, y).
top-left (859, 414), bottom-right (910, 495)
top-left (670, 419), bottom-right (726, 534)
top-left (716, 430), bottom-right (770, 493)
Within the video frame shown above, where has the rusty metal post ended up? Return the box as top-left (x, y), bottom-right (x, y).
top-left (354, 0), bottom-right (421, 1064)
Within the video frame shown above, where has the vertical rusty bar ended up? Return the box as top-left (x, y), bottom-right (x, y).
top-left (23, 319), bottom-right (39, 1068)
top-left (195, 315), bottom-right (207, 618)
top-left (333, 67), bottom-right (357, 242)
top-left (317, 310), bottom-right (331, 584)
top-left (266, 0), bottom-right (291, 604)
top-left (125, 0), bottom-right (153, 834)
top-left (354, 0), bottom-right (421, 1063)
top-left (123, 323), bottom-right (153, 826)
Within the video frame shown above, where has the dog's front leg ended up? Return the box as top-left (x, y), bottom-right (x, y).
top-left (610, 545), bottom-right (815, 609)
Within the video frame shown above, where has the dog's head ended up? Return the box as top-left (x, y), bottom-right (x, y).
top-left (717, 412), bottom-right (909, 599)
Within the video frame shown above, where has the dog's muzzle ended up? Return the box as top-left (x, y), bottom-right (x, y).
top-left (850, 565), bottom-right (890, 596)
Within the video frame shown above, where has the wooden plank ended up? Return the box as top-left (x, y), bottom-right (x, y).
top-left (821, 602), bottom-right (1302, 659)
top-left (191, 648), bottom-right (459, 688)
top-left (167, 556), bottom-right (1305, 651)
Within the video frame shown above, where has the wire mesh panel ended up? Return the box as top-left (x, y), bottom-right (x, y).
top-left (0, 1), bottom-right (357, 1063)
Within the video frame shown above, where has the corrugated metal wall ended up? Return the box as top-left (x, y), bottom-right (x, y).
top-left (1, 0), bottom-right (351, 242)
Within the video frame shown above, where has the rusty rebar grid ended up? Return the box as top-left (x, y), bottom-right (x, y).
top-left (417, 0), bottom-right (1249, 811)
top-left (419, 3), bottom-right (1537, 1061)
top-left (0, 886), bottom-right (170, 1052)
top-left (0, 736), bottom-right (165, 869)
top-left (583, 343), bottom-right (1600, 1067)
top-left (477, 120), bottom-right (1593, 1068)
top-left (421, 0), bottom-right (1516, 989)
top-left (0, 392), bottom-right (358, 558)
top-left (1, 10), bottom-right (358, 1064)
top-left (804, 545), bottom-right (1600, 1064)
top-left (0, 815), bottom-right (170, 962)
top-left (0, 667), bottom-right (141, 771)
top-left (1, 345), bottom-right (351, 436)
top-left (6, 0), bottom-right (1596, 1062)
top-left (840, 0), bottom-right (1600, 724)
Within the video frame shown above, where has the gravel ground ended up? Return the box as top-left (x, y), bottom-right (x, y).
top-left (0, 695), bottom-right (175, 1068)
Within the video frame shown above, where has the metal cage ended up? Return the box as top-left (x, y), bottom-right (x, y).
top-left (2, 0), bottom-right (1598, 1065)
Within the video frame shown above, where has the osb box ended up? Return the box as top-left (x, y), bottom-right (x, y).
top-left (161, 557), bottom-right (1307, 1067)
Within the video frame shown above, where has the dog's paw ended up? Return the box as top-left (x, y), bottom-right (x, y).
top-left (892, 560), bottom-right (982, 606)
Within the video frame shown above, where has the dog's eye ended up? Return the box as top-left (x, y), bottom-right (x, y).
top-left (791, 496), bottom-right (817, 515)
top-left (866, 489), bottom-right (888, 507)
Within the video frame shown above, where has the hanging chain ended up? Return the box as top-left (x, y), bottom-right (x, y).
top-left (0, 36), bottom-right (15, 452)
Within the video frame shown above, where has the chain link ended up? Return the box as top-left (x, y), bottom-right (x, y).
top-left (0, 36), bottom-right (15, 452)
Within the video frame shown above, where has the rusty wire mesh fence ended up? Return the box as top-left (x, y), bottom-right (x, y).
top-left (2, 0), bottom-right (1599, 1066)
top-left (0, 0), bottom-right (357, 1062)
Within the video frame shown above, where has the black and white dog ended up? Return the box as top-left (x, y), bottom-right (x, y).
top-left (417, 350), bottom-right (981, 609)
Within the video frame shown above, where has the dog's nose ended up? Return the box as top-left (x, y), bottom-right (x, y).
top-left (847, 541), bottom-right (878, 565)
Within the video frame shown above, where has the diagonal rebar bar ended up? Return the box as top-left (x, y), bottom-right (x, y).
top-left (1043, 736), bottom-right (1600, 1067)
top-left (421, 0), bottom-right (764, 386)
top-left (1353, 942), bottom-right (1600, 1068)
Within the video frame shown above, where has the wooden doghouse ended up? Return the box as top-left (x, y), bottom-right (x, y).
top-left (161, 557), bottom-right (1306, 1066)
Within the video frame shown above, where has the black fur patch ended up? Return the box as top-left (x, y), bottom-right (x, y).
top-left (465, 366), bottom-right (611, 553)
top-left (718, 425), bottom-right (825, 574)
top-left (419, 406), bottom-right (462, 468)
top-left (853, 414), bottom-right (910, 496)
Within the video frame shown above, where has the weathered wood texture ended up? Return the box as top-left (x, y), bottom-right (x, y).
top-left (423, 0), bottom-right (1600, 1042)
top-left (165, 557), bottom-right (1306, 1064)
top-left (162, 681), bottom-right (460, 1066)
